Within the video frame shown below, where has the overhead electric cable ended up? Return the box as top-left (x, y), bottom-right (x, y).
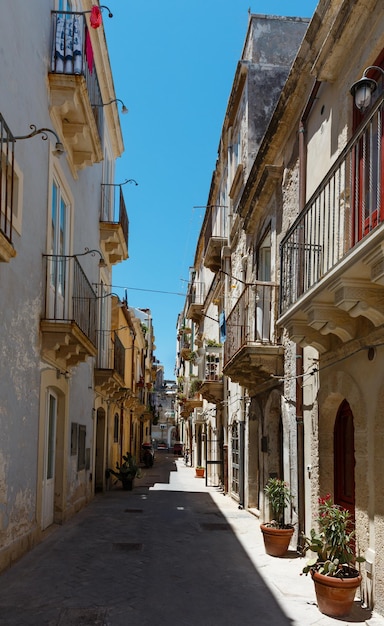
top-left (109, 284), bottom-right (186, 297)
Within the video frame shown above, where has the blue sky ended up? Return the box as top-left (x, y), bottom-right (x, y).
top-left (104, 1), bottom-right (318, 379)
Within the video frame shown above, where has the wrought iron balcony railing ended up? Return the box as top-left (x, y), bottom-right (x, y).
top-left (100, 184), bottom-right (129, 247)
top-left (95, 331), bottom-right (125, 378)
top-left (280, 91), bottom-right (384, 314)
top-left (187, 280), bottom-right (205, 309)
top-left (224, 282), bottom-right (279, 366)
top-left (43, 254), bottom-right (97, 345)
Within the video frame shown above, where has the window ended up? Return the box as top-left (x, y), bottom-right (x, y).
top-left (257, 230), bottom-right (271, 281)
top-left (50, 178), bottom-right (69, 258)
top-left (114, 413), bottom-right (119, 442)
top-left (0, 115), bottom-right (23, 245)
top-left (77, 425), bottom-right (86, 471)
top-left (71, 422), bottom-right (78, 455)
top-left (47, 176), bottom-right (71, 318)
top-left (57, 0), bottom-right (73, 10)
top-left (352, 52), bottom-right (384, 242)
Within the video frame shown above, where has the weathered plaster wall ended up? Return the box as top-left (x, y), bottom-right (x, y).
top-left (0, 0), bottom-right (113, 570)
top-left (316, 342), bottom-right (384, 610)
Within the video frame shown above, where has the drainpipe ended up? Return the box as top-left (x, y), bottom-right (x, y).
top-left (297, 80), bottom-right (320, 548)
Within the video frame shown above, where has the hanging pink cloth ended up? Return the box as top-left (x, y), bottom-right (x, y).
top-left (90, 5), bottom-right (102, 29)
top-left (85, 29), bottom-right (94, 73)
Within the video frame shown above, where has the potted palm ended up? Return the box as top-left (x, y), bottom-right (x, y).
top-left (106, 452), bottom-right (142, 491)
top-left (301, 494), bottom-right (365, 617)
top-left (261, 477), bottom-right (294, 557)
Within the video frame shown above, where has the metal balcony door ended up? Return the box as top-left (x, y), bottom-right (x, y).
top-left (205, 434), bottom-right (223, 488)
top-left (257, 232), bottom-right (271, 341)
top-left (42, 391), bottom-right (57, 529)
top-left (231, 422), bottom-right (244, 503)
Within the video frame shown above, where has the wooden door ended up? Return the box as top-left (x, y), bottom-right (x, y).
top-left (334, 400), bottom-right (355, 524)
top-left (42, 391), bottom-right (57, 529)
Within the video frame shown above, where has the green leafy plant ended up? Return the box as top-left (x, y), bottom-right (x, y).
top-left (107, 452), bottom-right (142, 488)
top-left (264, 477), bottom-right (294, 528)
top-left (189, 378), bottom-right (202, 395)
top-left (206, 339), bottom-right (222, 347)
top-left (301, 494), bottom-right (365, 577)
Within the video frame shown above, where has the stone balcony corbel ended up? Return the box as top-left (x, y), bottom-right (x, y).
top-left (304, 304), bottom-right (356, 343)
top-left (333, 279), bottom-right (384, 327)
top-left (285, 320), bottom-right (331, 354)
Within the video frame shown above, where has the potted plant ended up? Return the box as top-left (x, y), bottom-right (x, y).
top-left (195, 465), bottom-right (205, 478)
top-left (189, 378), bottom-right (202, 396)
top-left (106, 452), bottom-right (142, 491)
top-left (301, 494), bottom-right (365, 617)
top-left (261, 477), bottom-right (294, 557)
top-left (205, 339), bottom-right (222, 347)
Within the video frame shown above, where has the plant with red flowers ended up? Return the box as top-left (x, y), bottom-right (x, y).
top-left (302, 494), bottom-right (365, 577)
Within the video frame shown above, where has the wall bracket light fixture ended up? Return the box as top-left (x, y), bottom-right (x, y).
top-left (92, 98), bottom-right (128, 114)
top-left (43, 247), bottom-right (106, 267)
top-left (12, 124), bottom-right (64, 157)
top-left (74, 247), bottom-right (106, 268)
top-left (103, 178), bottom-right (138, 187)
top-left (350, 66), bottom-right (384, 112)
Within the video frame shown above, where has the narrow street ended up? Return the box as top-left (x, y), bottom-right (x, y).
top-left (0, 452), bottom-right (379, 626)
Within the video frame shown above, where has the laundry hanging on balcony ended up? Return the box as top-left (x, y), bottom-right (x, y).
top-left (219, 311), bottom-right (226, 343)
top-left (90, 5), bottom-right (102, 29)
top-left (85, 29), bottom-right (94, 73)
top-left (53, 14), bottom-right (83, 74)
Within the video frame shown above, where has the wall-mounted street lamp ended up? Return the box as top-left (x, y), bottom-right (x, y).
top-left (96, 291), bottom-right (123, 302)
top-left (43, 247), bottom-right (106, 266)
top-left (74, 247), bottom-right (106, 268)
top-left (350, 66), bottom-right (384, 112)
top-left (103, 178), bottom-right (138, 187)
top-left (11, 124), bottom-right (65, 157)
top-left (92, 98), bottom-right (129, 115)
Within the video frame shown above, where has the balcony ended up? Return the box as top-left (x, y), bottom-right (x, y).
top-left (279, 92), bottom-right (384, 352)
top-left (223, 283), bottom-right (283, 392)
top-left (203, 205), bottom-right (228, 272)
top-left (48, 11), bottom-right (104, 177)
top-left (0, 114), bottom-right (17, 262)
top-left (41, 255), bottom-right (97, 369)
top-left (186, 281), bottom-right (205, 322)
top-left (200, 347), bottom-right (224, 404)
top-left (100, 184), bottom-right (129, 265)
top-left (94, 332), bottom-right (126, 399)
top-left (179, 397), bottom-right (203, 418)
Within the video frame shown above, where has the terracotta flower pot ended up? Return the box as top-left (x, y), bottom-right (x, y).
top-left (260, 523), bottom-right (294, 557)
top-left (312, 569), bottom-right (362, 617)
top-left (195, 467), bottom-right (205, 478)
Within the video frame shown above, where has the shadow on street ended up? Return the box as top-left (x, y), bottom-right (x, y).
top-left (0, 451), bottom-right (297, 626)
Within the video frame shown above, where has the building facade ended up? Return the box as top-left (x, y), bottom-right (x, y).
top-left (0, 0), bottom-right (135, 571)
top-left (176, 13), bottom-right (309, 492)
top-left (178, 0), bottom-right (384, 615)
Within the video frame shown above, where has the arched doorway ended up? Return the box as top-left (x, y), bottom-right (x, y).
top-left (334, 399), bottom-right (356, 524)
